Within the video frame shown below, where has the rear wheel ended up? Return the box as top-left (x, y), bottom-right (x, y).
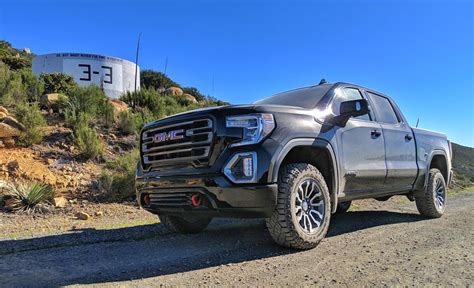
top-left (160, 215), bottom-right (212, 233)
top-left (415, 168), bottom-right (446, 218)
top-left (336, 201), bottom-right (352, 213)
top-left (266, 163), bottom-right (331, 250)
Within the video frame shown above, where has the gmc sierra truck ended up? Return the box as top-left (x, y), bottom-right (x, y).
top-left (136, 81), bottom-right (453, 249)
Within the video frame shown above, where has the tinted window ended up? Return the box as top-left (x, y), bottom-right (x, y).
top-left (332, 88), bottom-right (370, 121)
top-left (254, 84), bottom-right (332, 109)
top-left (367, 92), bottom-right (399, 124)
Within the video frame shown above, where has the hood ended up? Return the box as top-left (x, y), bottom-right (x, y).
top-left (143, 104), bottom-right (307, 129)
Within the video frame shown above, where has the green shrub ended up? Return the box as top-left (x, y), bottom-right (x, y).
top-left (118, 109), bottom-right (154, 135)
top-left (100, 149), bottom-right (140, 200)
top-left (0, 61), bottom-right (25, 106)
top-left (40, 72), bottom-right (77, 95)
top-left (73, 113), bottom-right (104, 159)
top-left (0, 181), bottom-right (54, 212)
top-left (20, 70), bottom-right (44, 103)
top-left (99, 100), bottom-right (115, 128)
top-left (118, 111), bottom-right (137, 134)
top-left (14, 103), bottom-right (47, 146)
top-left (59, 85), bottom-right (110, 127)
top-left (141, 70), bottom-right (179, 90)
top-left (120, 87), bottom-right (160, 110)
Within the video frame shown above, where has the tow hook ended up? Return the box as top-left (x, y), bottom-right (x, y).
top-left (191, 194), bottom-right (203, 207)
top-left (143, 194), bottom-right (150, 205)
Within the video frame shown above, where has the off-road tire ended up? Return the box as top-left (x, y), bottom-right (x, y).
top-left (160, 215), bottom-right (212, 234)
top-left (415, 168), bottom-right (446, 218)
top-left (266, 163), bottom-right (331, 250)
top-left (336, 201), bottom-right (352, 213)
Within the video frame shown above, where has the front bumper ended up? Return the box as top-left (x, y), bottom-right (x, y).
top-left (136, 172), bottom-right (278, 218)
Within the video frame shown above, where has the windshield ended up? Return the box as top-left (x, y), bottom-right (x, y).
top-left (254, 84), bottom-right (332, 109)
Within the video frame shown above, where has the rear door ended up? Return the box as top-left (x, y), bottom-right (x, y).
top-left (332, 87), bottom-right (387, 194)
top-left (365, 91), bottom-right (417, 191)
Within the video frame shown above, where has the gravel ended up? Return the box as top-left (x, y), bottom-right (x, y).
top-left (0, 191), bottom-right (472, 287)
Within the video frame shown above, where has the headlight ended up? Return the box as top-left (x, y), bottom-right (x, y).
top-left (226, 113), bottom-right (275, 147)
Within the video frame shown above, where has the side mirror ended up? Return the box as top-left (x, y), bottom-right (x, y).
top-left (331, 99), bottom-right (370, 127)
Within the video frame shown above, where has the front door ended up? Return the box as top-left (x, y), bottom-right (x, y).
top-left (332, 87), bottom-right (387, 195)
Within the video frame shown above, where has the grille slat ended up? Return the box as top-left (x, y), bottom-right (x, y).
top-left (141, 118), bottom-right (214, 170)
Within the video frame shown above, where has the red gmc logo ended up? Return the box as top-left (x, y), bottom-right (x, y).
top-left (153, 129), bottom-right (185, 143)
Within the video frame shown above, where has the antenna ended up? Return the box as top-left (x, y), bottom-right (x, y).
top-left (164, 57), bottom-right (168, 75)
top-left (416, 118), bottom-right (420, 128)
top-left (134, 32), bottom-right (142, 92)
top-left (212, 76), bottom-right (215, 98)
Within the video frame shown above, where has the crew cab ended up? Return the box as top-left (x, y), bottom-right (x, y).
top-left (136, 80), bottom-right (452, 249)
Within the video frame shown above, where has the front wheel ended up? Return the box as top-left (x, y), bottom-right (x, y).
top-left (266, 163), bottom-right (331, 250)
top-left (160, 215), bottom-right (212, 234)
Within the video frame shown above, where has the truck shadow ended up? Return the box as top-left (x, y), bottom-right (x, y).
top-left (0, 210), bottom-right (425, 287)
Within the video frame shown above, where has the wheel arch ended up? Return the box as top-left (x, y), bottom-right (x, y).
top-left (268, 138), bottom-right (339, 213)
top-left (427, 151), bottom-right (449, 184)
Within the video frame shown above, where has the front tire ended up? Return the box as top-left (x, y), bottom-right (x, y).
top-left (266, 163), bottom-right (331, 250)
top-left (160, 215), bottom-right (212, 234)
top-left (415, 168), bottom-right (447, 218)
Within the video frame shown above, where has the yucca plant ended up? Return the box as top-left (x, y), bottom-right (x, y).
top-left (0, 181), bottom-right (54, 212)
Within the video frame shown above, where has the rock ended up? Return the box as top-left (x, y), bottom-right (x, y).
top-left (23, 48), bottom-right (31, 54)
top-left (40, 93), bottom-right (62, 109)
top-left (75, 211), bottom-right (91, 220)
top-left (7, 160), bottom-right (19, 173)
top-left (0, 115), bottom-right (25, 140)
top-left (0, 106), bottom-right (9, 115)
top-left (165, 87), bottom-right (183, 96)
top-left (108, 99), bottom-right (129, 121)
top-left (53, 196), bottom-right (68, 208)
top-left (0, 123), bottom-right (21, 138)
top-left (183, 93), bottom-right (198, 103)
top-left (35, 203), bottom-right (54, 214)
top-left (2, 138), bottom-right (15, 148)
top-left (0, 112), bottom-right (7, 120)
top-left (95, 211), bottom-right (104, 217)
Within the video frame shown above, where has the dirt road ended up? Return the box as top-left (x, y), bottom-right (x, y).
top-left (1, 191), bottom-right (473, 287)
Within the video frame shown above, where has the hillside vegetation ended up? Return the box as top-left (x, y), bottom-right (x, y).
top-left (452, 143), bottom-right (474, 188)
top-left (0, 40), bottom-right (228, 212)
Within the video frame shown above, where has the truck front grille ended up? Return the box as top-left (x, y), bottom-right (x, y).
top-left (141, 118), bottom-right (214, 170)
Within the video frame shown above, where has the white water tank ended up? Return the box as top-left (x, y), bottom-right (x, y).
top-left (32, 53), bottom-right (140, 99)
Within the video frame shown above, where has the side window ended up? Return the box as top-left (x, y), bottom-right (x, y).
top-left (333, 88), bottom-right (371, 121)
top-left (366, 92), bottom-right (399, 124)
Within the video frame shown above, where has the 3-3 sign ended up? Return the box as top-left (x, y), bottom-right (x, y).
top-left (78, 64), bottom-right (113, 84)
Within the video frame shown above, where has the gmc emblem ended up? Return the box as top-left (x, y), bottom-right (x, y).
top-left (153, 129), bottom-right (185, 143)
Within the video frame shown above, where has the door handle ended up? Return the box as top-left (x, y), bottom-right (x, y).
top-left (405, 134), bottom-right (413, 141)
top-left (371, 130), bottom-right (381, 137)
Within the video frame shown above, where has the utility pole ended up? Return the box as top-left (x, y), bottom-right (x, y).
top-left (134, 32), bottom-right (142, 92)
top-left (164, 57), bottom-right (168, 75)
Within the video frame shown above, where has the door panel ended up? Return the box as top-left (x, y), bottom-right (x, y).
top-left (380, 123), bottom-right (417, 189)
top-left (336, 119), bottom-right (386, 193)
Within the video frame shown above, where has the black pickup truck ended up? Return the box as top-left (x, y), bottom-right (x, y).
top-left (136, 81), bottom-right (453, 249)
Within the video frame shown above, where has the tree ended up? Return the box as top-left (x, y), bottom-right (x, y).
top-left (141, 70), bottom-right (179, 90)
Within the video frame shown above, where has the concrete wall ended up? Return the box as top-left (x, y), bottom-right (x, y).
top-left (32, 53), bottom-right (140, 99)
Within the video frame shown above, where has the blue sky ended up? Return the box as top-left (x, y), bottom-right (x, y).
top-left (1, 0), bottom-right (473, 146)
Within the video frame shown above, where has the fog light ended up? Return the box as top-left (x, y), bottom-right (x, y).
top-left (223, 152), bottom-right (257, 183)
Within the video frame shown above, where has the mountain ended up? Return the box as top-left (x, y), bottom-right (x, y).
top-left (452, 142), bottom-right (474, 187)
